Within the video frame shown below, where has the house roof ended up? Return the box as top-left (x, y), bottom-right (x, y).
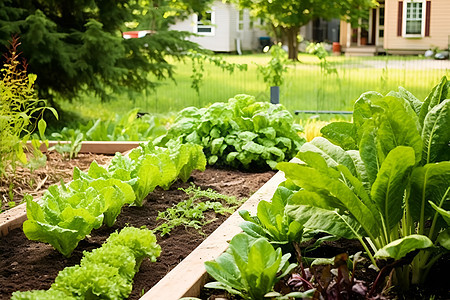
top-left (122, 30), bottom-right (155, 39)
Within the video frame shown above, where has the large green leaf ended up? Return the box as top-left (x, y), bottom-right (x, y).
top-left (358, 96), bottom-right (422, 175)
top-left (374, 235), bottom-right (433, 260)
top-left (421, 99), bottom-right (450, 164)
top-left (353, 91), bottom-right (384, 130)
top-left (388, 86), bottom-right (423, 117)
top-left (278, 162), bottom-right (380, 239)
top-left (375, 96), bottom-right (422, 163)
top-left (345, 150), bottom-right (371, 191)
top-left (429, 201), bottom-right (450, 225)
top-left (419, 76), bottom-right (449, 125)
top-left (358, 120), bottom-right (380, 185)
top-left (285, 203), bottom-right (362, 240)
top-left (371, 146), bottom-right (415, 232)
top-left (320, 121), bottom-right (358, 150)
top-left (244, 239), bottom-right (281, 299)
top-left (204, 252), bottom-right (245, 293)
top-left (409, 162), bottom-right (450, 223)
top-left (300, 137), bottom-right (357, 176)
top-left (437, 228), bottom-right (450, 250)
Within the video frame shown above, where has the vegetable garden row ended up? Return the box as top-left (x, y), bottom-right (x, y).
top-left (2, 77), bottom-right (449, 299)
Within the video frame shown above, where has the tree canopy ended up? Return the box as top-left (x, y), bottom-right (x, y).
top-left (0, 0), bottom-right (213, 102)
top-left (234, 0), bottom-right (379, 60)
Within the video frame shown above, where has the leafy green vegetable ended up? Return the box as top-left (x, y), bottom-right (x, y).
top-left (11, 289), bottom-right (76, 300)
top-left (12, 227), bottom-right (161, 300)
top-left (156, 94), bottom-right (305, 170)
top-left (23, 185), bottom-right (105, 257)
top-left (278, 77), bottom-right (450, 288)
top-left (49, 128), bottom-right (84, 159)
top-left (204, 233), bottom-right (296, 300)
top-left (239, 186), bottom-right (303, 245)
top-left (52, 263), bottom-right (133, 299)
top-left (23, 170), bottom-right (137, 257)
top-left (53, 109), bottom-right (169, 142)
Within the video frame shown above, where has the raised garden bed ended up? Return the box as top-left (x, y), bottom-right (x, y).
top-left (0, 152), bottom-right (275, 299)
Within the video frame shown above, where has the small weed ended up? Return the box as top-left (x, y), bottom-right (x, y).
top-left (180, 183), bottom-right (245, 208)
top-left (154, 184), bottom-right (245, 236)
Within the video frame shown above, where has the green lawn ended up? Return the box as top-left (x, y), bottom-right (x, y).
top-left (59, 53), bottom-right (449, 122)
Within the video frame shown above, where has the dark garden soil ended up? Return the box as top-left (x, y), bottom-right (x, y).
top-left (0, 152), bottom-right (275, 300)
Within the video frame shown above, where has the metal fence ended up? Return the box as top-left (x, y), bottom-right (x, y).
top-left (145, 55), bottom-right (450, 116)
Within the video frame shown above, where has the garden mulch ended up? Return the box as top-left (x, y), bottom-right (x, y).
top-left (0, 152), bottom-right (275, 300)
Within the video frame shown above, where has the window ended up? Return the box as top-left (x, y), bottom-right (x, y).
top-left (195, 10), bottom-right (215, 35)
top-left (238, 10), bottom-right (244, 31)
top-left (402, 0), bottom-right (427, 37)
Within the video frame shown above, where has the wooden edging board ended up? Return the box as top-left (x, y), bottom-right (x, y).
top-left (26, 140), bottom-right (141, 154)
top-left (0, 142), bottom-right (139, 237)
top-left (141, 169), bottom-right (287, 300)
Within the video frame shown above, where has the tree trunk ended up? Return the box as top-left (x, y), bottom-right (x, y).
top-left (286, 26), bottom-right (300, 61)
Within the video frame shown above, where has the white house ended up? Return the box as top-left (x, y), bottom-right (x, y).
top-left (170, 1), bottom-right (268, 52)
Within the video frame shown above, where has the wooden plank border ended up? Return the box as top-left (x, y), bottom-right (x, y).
top-left (26, 141), bottom-right (141, 154)
top-left (141, 170), bottom-right (287, 300)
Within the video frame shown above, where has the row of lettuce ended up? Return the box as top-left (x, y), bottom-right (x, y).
top-left (12, 227), bottom-right (160, 300)
top-left (11, 95), bottom-right (305, 299)
top-left (200, 77), bottom-right (450, 299)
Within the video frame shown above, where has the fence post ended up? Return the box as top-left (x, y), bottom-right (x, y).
top-left (270, 86), bottom-right (280, 104)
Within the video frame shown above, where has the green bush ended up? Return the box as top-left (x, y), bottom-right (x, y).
top-left (156, 94), bottom-right (305, 170)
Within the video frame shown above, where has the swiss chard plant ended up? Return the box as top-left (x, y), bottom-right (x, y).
top-left (12, 227), bottom-right (161, 300)
top-left (155, 94), bottom-right (305, 170)
top-left (204, 233), bottom-right (297, 300)
top-left (277, 76), bottom-right (450, 289)
top-left (239, 186), bottom-right (304, 247)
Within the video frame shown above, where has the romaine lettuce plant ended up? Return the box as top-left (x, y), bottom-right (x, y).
top-left (277, 77), bottom-right (450, 289)
top-left (204, 233), bottom-right (297, 300)
top-left (12, 227), bottom-right (161, 300)
top-left (86, 140), bottom-right (206, 206)
top-left (156, 94), bottom-right (305, 170)
top-left (23, 174), bottom-right (135, 257)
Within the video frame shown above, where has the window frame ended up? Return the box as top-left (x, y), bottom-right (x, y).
top-left (402, 0), bottom-right (426, 38)
top-left (237, 10), bottom-right (244, 31)
top-left (194, 10), bottom-right (215, 36)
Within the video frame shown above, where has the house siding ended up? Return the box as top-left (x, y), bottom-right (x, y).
top-left (384, 0), bottom-right (450, 54)
top-left (169, 1), bottom-right (265, 52)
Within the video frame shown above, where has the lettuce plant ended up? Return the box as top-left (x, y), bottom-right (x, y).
top-left (86, 140), bottom-right (206, 206)
top-left (12, 227), bottom-right (161, 300)
top-left (23, 174), bottom-right (135, 257)
top-left (156, 94), bottom-right (304, 170)
top-left (204, 233), bottom-right (297, 300)
top-left (277, 77), bottom-right (450, 289)
top-left (239, 186), bottom-right (304, 246)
